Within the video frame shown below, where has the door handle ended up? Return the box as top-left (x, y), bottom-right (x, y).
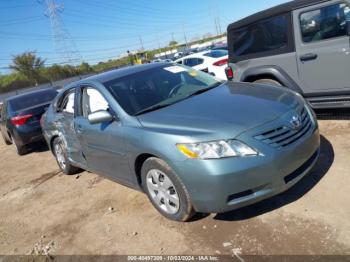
top-left (300, 53), bottom-right (318, 62)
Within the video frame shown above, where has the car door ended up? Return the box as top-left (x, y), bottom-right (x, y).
top-left (293, 1), bottom-right (350, 94)
top-left (74, 86), bottom-right (131, 183)
top-left (54, 89), bottom-right (86, 166)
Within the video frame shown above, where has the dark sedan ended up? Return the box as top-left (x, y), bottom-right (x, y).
top-left (0, 89), bottom-right (58, 155)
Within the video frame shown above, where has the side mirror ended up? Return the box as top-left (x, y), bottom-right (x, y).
top-left (347, 20), bottom-right (350, 36)
top-left (88, 110), bottom-right (113, 125)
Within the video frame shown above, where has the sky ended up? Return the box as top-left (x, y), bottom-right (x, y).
top-left (0, 0), bottom-right (289, 73)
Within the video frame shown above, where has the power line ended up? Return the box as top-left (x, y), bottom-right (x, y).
top-left (38, 0), bottom-right (82, 65)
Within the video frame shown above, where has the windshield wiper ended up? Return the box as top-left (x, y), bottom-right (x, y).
top-left (134, 103), bottom-right (173, 116)
top-left (134, 82), bottom-right (222, 116)
top-left (185, 82), bottom-right (222, 99)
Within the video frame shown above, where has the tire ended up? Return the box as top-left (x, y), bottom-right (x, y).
top-left (52, 137), bottom-right (80, 175)
top-left (12, 137), bottom-right (27, 156)
top-left (1, 132), bottom-right (12, 145)
top-left (253, 78), bottom-right (282, 87)
top-left (141, 157), bottom-right (195, 222)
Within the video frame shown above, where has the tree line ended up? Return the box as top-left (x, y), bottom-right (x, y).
top-left (0, 52), bottom-right (135, 94)
top-left (0, 34), bottom-right (226, 94)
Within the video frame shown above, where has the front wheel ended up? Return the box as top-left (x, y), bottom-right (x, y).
top-left (53, 137), bottom-right (80, 175)
top-left (141, 157), bottom-right (195, 222)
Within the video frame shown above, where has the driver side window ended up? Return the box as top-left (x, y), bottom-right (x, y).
top-left (82, 87), bottom-right (109, 117)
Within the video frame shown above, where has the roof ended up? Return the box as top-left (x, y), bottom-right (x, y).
top-left (228, 0), bottom-right (330, 31)
top-left (5, 88), bottom-right (57, 102)
top-left (174, 50), bottom-right (228, 61)
top-left (83, 63), bottom-right (168, 84)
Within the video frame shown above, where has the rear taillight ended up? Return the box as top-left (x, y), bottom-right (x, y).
top-left (213, 58), bottom-right (228, 67)
top-left (11, 114), bottom-right (33, 126)
top-left (225, 66), bottom-right (234, 80)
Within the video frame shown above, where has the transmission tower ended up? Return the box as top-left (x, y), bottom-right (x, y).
top-left (39, 0), bottom-right (82, 65)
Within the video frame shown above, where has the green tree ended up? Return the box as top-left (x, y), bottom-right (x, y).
top-left (77, 62), bottom-right (93, 74)
top-left (9, 52), bottom-right (46, 86)
top-left (169, 40), bottom-right (178, 47)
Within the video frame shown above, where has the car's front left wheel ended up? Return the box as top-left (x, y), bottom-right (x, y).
top-left (141, 157), bottom-right (195, 222)
top-left (53, 137), bottom-right (80, 175)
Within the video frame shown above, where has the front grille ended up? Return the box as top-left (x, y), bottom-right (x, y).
top-left (254, 107), bottom-right (312, 148)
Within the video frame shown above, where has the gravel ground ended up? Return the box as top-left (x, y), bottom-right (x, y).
top-left (0, 120), bottom-right (349, 255)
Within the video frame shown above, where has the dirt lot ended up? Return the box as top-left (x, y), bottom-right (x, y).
top-left (0, 120), bottom-right (349, 255)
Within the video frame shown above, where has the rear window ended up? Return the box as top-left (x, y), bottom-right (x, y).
top-left (232, 14), bottom-right (289, 57)
top-left (9, 89), bottom-right (57, 112)
top-left (203, 50), bottom-right (228, 58)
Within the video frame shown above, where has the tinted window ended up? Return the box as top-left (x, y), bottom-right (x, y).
top-left (9, 89), bottom-right (57, 112)
top-left (203, 50), bottom-right (228, 58)
top-left (104, 65), bottom-right (221, 116)
top-left (184, 58), bottom-right (204, 67)
top-left (300, 3), bottom-right (350, 43)
top-left (232, 14), bottom-right (288, 56)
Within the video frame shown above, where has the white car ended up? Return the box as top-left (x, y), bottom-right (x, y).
top-left (175, 50), bottom-right (228, 80)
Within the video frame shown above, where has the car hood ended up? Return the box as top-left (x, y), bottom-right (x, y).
top-left (136, 82), bottom-right (304, 140)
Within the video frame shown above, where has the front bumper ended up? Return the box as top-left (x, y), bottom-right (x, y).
top-left (172, 126), bottom-right (320, 213)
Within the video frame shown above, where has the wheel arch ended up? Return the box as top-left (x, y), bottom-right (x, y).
top-left (240, 65), bottom-right (304, 94)
top-left (49, 135), bottom-right (59, 154)
top-left (134, 153), bottom-right (158, 187)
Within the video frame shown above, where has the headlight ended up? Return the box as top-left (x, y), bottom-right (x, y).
top-left (176, 140), bottom-right (258, 159)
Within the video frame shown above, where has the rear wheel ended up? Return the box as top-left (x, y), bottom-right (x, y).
top-left (12, 137), bottom-right (27, 156)
top-left (1, 132), bottom-right (12, 145)
top-left (141, 157), bottom-right (195, 222)
top-left (53, 137), bottom-right (80, 175)
top-left (253, 78), bottom-right (282, 87)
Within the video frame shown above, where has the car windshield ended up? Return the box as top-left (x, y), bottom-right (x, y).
top-left (203, 50), bottom-right (228, 58)
top-left (9, 89), bottom-right (58, 112)
top-left (103, 64), bottom-right (223, 116)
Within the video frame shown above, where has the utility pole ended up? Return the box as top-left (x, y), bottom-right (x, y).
top-left (39, 0), bottom-right (82, 65)
top-left (139, 36), bottom-right (144, 51)
top-left (214, 18), bottom-right (219, 35)
top-left (182, 23), bottom-right (188, 49)
top-left (171, 32), bottom-right (175, 42)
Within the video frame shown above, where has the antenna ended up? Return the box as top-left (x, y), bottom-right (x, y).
top-left (38, 0), bottom-right (82, 65)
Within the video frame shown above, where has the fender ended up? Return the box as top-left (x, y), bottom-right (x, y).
top-left (240, 65), bottom-right (304, 95)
